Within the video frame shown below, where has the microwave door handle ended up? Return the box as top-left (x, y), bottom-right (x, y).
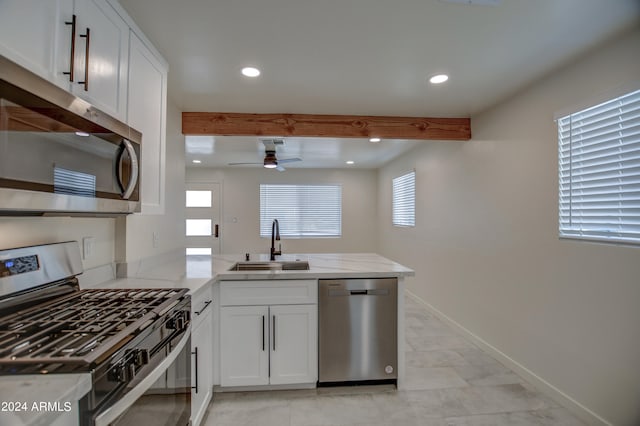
top-left (117, 139), bottom-right (139, 200)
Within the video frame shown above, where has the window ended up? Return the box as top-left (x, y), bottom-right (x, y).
top-left (392, 171), bottom-right (415, 227)
top-left (260, 184), bottom-right (342, 238)
top-left (558, 88), bottom-right (640, 244)
top-left (186, 190), bottom-right (212, 207)
top-left (53, 167), bottom-right (96, 197)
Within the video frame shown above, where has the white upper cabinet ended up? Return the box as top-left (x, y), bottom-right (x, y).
top-left (1, 0), bottom-right (169, 214)
top-left (0, 0), bottom-right (129, 122)
top-left (72, 0), bottom-right (129, 121)
top-left (127, 32), bottom-right (167, 214)
top-left (0, 0), bottom-right (74, 89)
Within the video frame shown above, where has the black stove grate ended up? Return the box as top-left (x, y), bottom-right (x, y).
top-left (0, 288), bottom-right (187, 374)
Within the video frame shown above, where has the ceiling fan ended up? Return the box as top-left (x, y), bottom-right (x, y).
top-left (228, 139), bottom-right (302, 171)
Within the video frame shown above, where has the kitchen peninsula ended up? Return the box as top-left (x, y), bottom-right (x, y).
top-left (82, 252), bottom-right (413, 426)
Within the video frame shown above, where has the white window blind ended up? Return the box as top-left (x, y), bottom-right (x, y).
top-left (558, 88), bottom-right (640, 244)
top-left (260, 184), bottom-right (342, 238)
top-left (53, 167), bottom-right (96, 198)
top-left (392, 171), bottom-right (415, 227)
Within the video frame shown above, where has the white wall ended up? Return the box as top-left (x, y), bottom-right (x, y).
top-left (0, 217), bottom-right (114, 269)
top-left (377, 27), bottom-right (640, 426)
top-left (186, 167), bottom-right (377, 254)
top-left (117, 101), bottom-right (186, 263)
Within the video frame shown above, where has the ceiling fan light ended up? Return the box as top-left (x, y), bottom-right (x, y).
top-left (264, 163), bottom-right (277, 169)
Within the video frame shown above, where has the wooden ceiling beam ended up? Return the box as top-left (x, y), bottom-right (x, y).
top-left (182, 112), bottom-right (471, 141)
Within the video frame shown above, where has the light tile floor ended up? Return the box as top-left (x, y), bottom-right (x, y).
top-left (203, 295), bottom-right (586, 426)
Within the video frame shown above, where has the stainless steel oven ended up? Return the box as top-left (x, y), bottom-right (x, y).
top-left (88, 302), bottom-right (191, 426)
top-left (0, 55), bottom-right (141, 215)
top-left (0, 242), bottom-right (191, 426)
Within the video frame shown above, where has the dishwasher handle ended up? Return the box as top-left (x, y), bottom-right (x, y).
top-left (328, 289), bottom-right (391, 296)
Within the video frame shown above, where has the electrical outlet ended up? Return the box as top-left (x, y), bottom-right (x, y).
top-left (152, 232), bottom-right (159, 248)
top-left (82, 237), bottom-right (95, 260)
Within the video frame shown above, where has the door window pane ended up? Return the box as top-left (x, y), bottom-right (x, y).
top-left (186, 190), bottom-right (212, 207)
top-left (186, 247), bottom-right (212, 255)
top-left (186, 219), bottom-right (212, 236)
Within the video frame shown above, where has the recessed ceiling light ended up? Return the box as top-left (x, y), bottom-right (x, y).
top-left (192, 159), bottom-right (202, 164)
top-left (429, 74), bottom-right (449, 84)
top-left (439, 0), bottom-right (501, 5)
top-left (346, 160), bottom-right (355, 165)
top-left (241, 67), bottom-right (261, 77)
top-left (369, 138), bottom-right (381, 143)
top-left (75, 131), bottom-right (90, 137)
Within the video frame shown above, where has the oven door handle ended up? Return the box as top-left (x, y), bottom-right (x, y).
top-left (94, 325), bottom-right (191, 426)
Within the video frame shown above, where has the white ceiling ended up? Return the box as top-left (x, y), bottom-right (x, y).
top-left (119, 0), bottom-right (640, 169)
top-left (185, 135), bottom-right (421, 169)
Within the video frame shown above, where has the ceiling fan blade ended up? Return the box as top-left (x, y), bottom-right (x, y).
top-left (278, 157), bottom-right (302, 164)
top-left (275, 165), bottom-right (286, 172)
top-left (228, 162), bottom-right (262, 165)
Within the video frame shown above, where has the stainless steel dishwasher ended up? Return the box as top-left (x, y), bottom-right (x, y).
top-left (318, 278), bottom-right (397, 384)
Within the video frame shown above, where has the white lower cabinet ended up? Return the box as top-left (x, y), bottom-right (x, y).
top-left (219, 280), bottom-right (317, 388)
top-left (268, 304), bottom-right (317, 385)
top-left (220, 305), bottom-right (269, 386)
top-left (191, 309), bottom-right (213, 426)
top-left (191, 286), bottom-right (214, 426)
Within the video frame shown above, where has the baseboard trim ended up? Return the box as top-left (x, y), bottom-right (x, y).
top-left (405, 290), bottom-right (611, 426)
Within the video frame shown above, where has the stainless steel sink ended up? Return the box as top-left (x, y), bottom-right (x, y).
top-left (228, 261), bottom-right (310, 271)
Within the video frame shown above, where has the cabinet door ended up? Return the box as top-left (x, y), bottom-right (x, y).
top-left (73, 0), bottom-right (129, 121)
top-left (191, 310), bottom-right (213, 426)
top-left (0, 0), bottom-right (73, 89)
top-left (128, 32), bottom-right (167, 214)
top-left (220, 306), bottom-right (269, 387)
top-left (269, 304), bottom-right (318, 385)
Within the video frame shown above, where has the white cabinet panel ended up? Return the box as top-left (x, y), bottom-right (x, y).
top-left (0, 0), bottom-right (129, 121)
top-left (220, 280), bottom-right (317, 306)
top-left (269, 304), bottom-right (317, 385)
top-left (191, 310), bottom-right (213, 426)
top-left (127, 31), bottom-right (167, 214)
top-left (0, 0), bottom-right (73, 89)
top-left (220, 305), bottom-right (270, 387)
top-left (73, 0), bottom-right (129, 121)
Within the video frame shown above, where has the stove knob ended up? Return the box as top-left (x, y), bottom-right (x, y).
top-left (109, 362), bottom-right (135, 383)
top-left (134, 349), bottom-right (150, 367)
top-left (167, 312), bottom-right (187, 330)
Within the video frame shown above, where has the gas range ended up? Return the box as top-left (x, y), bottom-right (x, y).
top-left (1, 287), bottom-right (187, 374)
top-left (0, 242), bottom-right (191, 425)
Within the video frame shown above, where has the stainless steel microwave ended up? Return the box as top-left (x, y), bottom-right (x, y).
top-left (0, 55), bottom-right (141, 215)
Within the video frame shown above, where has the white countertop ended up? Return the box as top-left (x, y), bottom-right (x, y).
top-left (0, 373), bottom-right (91, 426)
top-left (0, 253), bottom-right (411, 426)
top-left (93, 253), bottom-right (414, 295)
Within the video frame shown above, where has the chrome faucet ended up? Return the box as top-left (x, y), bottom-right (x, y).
top-left (270, 219), bottom-right (282, 261)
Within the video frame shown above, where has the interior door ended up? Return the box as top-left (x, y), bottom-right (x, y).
top-left (185, 182), bottom-right (221, 255)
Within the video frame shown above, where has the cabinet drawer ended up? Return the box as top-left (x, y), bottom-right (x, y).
top-left (220, 280), bottom-right (317, 306)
